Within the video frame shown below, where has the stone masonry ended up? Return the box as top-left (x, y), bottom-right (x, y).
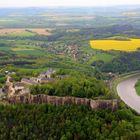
top-left (8, 94), bottom-right (118, 111)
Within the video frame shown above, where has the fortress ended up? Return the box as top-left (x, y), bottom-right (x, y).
top-left (2, 76), bottom-right (118, 111)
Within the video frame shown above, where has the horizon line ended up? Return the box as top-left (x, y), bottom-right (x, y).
top-left (0, 4), bottom-right (140, 8)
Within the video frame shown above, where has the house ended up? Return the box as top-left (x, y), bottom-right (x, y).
top-left (5, 71), bottom-right (9, 74)
top-left (37, 78), bottom-right (54, 84)
top-left (20, 69), bottom-right (55, 85)
top-left (5, 71), bottom-right (16, 75)
top-left (21, 78), bottom-right (37, 85)
top-left (30, 77), bottom-right (39, 83)
top-left (14, 83), bottom-right (25, 91)
top-left (40, 68), bottom-right (55, 78)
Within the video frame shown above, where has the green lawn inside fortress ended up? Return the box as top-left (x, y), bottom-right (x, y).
top-left (135, 80), bottom-right (140, 96)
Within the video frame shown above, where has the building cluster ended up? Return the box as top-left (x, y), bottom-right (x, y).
top-left (1, 69), bottom-right (55, 98)
top-left (2, 76), bottom-right (29, 98)
top-left (21, 68), bottom-right (55, 85)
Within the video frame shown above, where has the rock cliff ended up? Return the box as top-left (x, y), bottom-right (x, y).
top-left (8, 94), bottom-right (118, 111)
top-left (3, 76), bottom-right (15, 97)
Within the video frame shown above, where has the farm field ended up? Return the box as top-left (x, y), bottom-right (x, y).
top-left (0, 28), bottom-right (53, 36)
top-left (90, 39), bottom-right (140, 52)
top-left (28, 28), bottom-right (53, 35)
top-left (0, 28), bottom-right (35, 37)
top-left (0, 19), bottom-right (15, 22)
top-left (0, 43), bottom-right (46, 56)
top-left (88, 52), bottom-right (115, 64)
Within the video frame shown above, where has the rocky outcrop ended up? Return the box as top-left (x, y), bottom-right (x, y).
top-left (8, 94), bottom-right (118, 111)
top-left (3, 76), bottom-right (15, 97)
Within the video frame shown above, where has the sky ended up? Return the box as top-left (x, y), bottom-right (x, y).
top-left (0, 0), bottom-right (140, 7)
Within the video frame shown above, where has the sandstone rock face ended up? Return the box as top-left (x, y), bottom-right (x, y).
top-left (8, 94), bottom-right (118, 111)
top-left (3, 76), bottom-right (15, 97)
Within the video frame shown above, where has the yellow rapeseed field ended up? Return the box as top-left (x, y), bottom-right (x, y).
top-left (90, 39), bottom-right (140, 52)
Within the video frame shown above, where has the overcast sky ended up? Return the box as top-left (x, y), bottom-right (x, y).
top-left (0, 0), bottom-right (140, 7)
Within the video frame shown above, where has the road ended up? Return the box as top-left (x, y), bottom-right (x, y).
top-left (117, 74), bottom-right (140, 114)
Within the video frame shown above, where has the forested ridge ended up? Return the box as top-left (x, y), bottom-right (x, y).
top-left (0, 104), bottom-right (139, 140)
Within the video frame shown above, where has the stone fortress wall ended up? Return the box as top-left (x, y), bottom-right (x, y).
top-left (8, 94), bottom-right (118, 111)
top-left (3, 75), bottom-right (118, 111)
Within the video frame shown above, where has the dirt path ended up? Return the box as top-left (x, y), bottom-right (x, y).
top-left (117, 75), bottom-right (140, 113)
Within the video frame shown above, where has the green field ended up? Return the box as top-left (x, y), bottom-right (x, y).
top-left (0, 42), bottom-right (46, 56)
top-left (7, 32), bottom-right (35, 37)
top-left (15, 49), bottom-right (46, 56)
top-left (87, 51), bottom-right (115, 64)
top-left (92, 52), bottom-right (114, 62)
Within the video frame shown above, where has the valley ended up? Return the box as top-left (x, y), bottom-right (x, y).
top-left (0, 5), bottom-right (140, 139)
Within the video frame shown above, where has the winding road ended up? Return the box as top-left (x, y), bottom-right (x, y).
top-left (117, 74), bottom-right (140, 114)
